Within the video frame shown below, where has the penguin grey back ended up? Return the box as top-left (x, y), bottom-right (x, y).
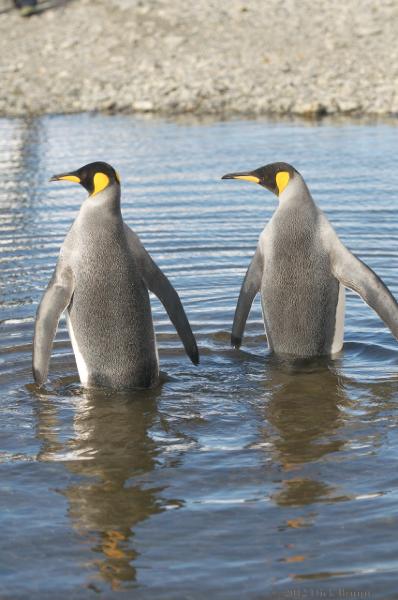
top-left (66, 200), bottom-right (158, 388)
top-left (260, 198), bottom-right (340, 355)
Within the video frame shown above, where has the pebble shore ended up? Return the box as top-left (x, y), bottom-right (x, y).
top-left (1, 0), bottom-right (397, 118)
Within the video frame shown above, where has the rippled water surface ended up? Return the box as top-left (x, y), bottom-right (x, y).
top-left (1, 115), bottom-right (398, 599)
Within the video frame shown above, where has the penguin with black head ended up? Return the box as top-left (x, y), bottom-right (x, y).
top-left (222, 162), bottom-right (398, 357)
top-left (33, 162), bottom-right (199, 389)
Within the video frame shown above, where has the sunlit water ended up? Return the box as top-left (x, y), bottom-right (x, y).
top-left (1, 115), bottom-right (398, 599)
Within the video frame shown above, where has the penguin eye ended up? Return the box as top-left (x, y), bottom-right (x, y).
top-left (275, 171), bottom-right (290, 195)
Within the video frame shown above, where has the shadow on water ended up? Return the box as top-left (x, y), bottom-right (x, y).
top-left (33, 384), bottom-right (166, 591)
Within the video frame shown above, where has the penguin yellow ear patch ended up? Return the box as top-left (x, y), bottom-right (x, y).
top-left (92, 172), bottom-right (110, 196)
top-left (276, 171), bottom-right (290, 195)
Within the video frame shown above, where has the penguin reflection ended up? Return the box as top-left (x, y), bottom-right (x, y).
top-left (261, 357), bottom-right (348, 507)
top-left (35, 387), bottom-right (163, 591)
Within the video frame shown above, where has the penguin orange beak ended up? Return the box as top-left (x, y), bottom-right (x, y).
top-left (221, 171), bottom-right (261, 184)
top-left (50, 171), bottom-right (81, 183)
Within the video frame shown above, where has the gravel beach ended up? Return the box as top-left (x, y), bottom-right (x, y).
top-left (0, 0), bottom-right (397, 118)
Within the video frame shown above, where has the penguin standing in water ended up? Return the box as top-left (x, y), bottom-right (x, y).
top-left (222, 162), bottom-right (398, 357)
top-left (33, 162), bottom-right (199, 389)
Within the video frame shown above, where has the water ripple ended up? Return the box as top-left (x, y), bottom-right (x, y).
top-left (1, 115), bottom-right (398, 598)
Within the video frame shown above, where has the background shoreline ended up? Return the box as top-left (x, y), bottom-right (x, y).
top-left (1, 0), bottom-right (397, 119)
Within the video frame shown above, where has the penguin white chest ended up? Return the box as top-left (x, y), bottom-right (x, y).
top-left (65, 312), bottom-right (89, 386)
top-left (258, 224), bottom-right (345, 355)
top-left (331, 284), bottom-right (345, 354)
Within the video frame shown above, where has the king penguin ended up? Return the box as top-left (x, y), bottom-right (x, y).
top-left (33, 161), bottom-right (199, 389)
top-left (222, 162), bottom-right (398, 357)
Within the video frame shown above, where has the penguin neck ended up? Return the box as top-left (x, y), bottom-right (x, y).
top-left (277, 176), bottom-right (315, 211)
top-left (79, 184), bottom-right (122, 227)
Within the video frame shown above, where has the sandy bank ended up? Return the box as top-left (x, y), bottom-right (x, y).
top-left (0, 0), bottom-right (397, 118)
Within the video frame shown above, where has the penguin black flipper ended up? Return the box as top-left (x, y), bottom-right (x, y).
top-left (124, 225), bottom-right (199, 365)
top-left (325, 218), bottom-right (398, 340)
top-left (232, 246), bottom-right (264, 348)
top-left (33, 262), bottom-right (75, 386)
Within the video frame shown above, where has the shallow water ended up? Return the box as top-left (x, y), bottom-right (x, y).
top-left (1, 115), bottom-right (398, 599)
